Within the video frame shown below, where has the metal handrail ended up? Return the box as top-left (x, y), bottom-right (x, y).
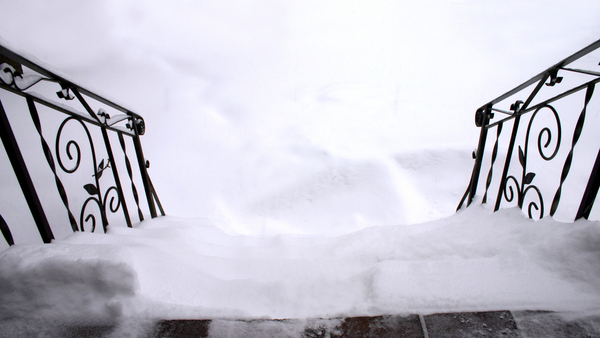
top-left (0, 43), bottom-right (164, 246)
top-left (458, 38), bottom-right (600, 220)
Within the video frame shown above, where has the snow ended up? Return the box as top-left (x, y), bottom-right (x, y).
top-left (2, 204), bottom-right (600, 327)
top-left (0, 0), bottom-right (600, 335)
top-left (0, 243), bottom-right (137, 321)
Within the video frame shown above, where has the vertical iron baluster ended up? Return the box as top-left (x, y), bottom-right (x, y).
top-left (118, 132), bottom-right (144, 222)
top-left (147, 174), bottom-right (165, 216)
top-left (0, 214), bottom-right (13, 246)
top-left (495, 113), bottom-right (521, 211)
top-left (577, 148), bottom-right (600, 220)
top-left (0, 98), bottom-right (55, 242)
top-left (482, 123), bottom-right (503, 204)
top-left (456, 183), bottom-right (471, 211)
top-left (27, 97), bottom-right (81, 232)
top-left (466, 106), bottom-right (491, 207)
top-left (130, 114), bottom-right (158, 218)
top-left (553, 84), bottom-right (596, 216)
top-left (100, 128), bottom-right (132, 228)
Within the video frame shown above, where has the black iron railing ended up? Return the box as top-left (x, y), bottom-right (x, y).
top-left (458, 38), bottom-right (600, 220)
top-left (0, 43), bottom-right (164, 246)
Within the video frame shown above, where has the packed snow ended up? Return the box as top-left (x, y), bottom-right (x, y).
top-left (2, 204), bottom-right (600, 325)
top-left (1, 0), bottom-right (600, 335)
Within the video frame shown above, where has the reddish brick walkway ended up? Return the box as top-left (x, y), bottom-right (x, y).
top-left (3, 310), bottom-right (599, 337)
top-left (150, 311), bottom-right (600, 338)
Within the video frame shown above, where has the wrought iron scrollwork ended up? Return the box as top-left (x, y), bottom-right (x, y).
top-left (56, 85), bottom-right (75, 100)
top-left (56, 90), bottom-right (137, 229)
top-left (0, 63), bottom-right (51, 91)
top-left (546, 68), bottom-right (563, 87)
top-left (1, 43), bottom-right (165, 245)
top-left (96, 108), bottom-right (131, 128)
top-left (127, 116), bottom-right (145, 135)
top-left (80, 184), bottom-right (122, 232)
top-left (56, 116), bottom-right (123, 232)
top-left (56, 117), bottom-right (96, 174)
top-left (458, 38), bottom-right (600, 220)
top-left (502, 104), bottom-right (561, 219)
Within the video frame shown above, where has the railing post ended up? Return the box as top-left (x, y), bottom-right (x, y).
top-left (466, 106), bottom-right (492, 207)
top-left (118, 132), bottom-right (145, 222)
top-left (130, 115), bottom-right (158, 218)
top-left (0, 99), bottom-right (54, 243)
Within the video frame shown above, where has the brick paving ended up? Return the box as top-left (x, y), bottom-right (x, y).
top-left (147, 311), bottom-right (600, 338)
top-left (3, 310), bottom-right (600, 337)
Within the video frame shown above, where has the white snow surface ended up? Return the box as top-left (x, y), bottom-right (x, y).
top-left (2, 204), bottom-right (600, 324)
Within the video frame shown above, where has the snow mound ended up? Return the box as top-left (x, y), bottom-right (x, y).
top-left (2, 205), bottom-right (599, 325)
top-left (0, 240), bottom-right (138, 323)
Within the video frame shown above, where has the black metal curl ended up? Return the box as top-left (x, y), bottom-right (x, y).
top-left (523, 105), bottom-right (561, 212)
top-left (502, 104), bottom-right (560, 219)
top-left (126, 116), bottom-right (146, 135)
top-left (80, 196), bottom-right (101, 232)
top-left (526, 105), bottom-right (561, 161)
top-left (104, 186), bottom-right (121, 215)
top-left (79, 186), bottom-right (120, 233)
top-left (56, 117), bottom-right (96, 174)
top-left (503, 175), bottom-right (519, 203)
top-left (62, 140), bottom-right (81, 173)
top-left (56, 116), bottom-right (108, 229)
top-left (0, 63), bottom-right (50, 91)
top-left (523, 185), bottom-right (544, 219)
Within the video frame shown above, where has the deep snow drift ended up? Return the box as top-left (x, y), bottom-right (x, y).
top-left (2, 204), bottom-right (600, 326)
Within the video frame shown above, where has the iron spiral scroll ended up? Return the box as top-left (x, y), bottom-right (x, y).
top-left (503, 104), bottom-right (562, 219)
top-left (56, 116), bottom-right (122, 233)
